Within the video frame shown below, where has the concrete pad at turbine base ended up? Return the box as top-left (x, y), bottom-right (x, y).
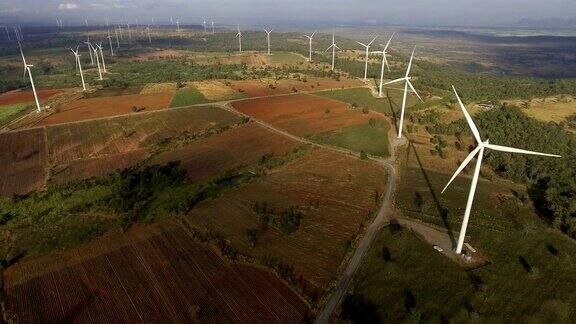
top-left (393, 217), bottom-right (490, 270)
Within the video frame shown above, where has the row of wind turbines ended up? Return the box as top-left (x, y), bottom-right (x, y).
top-left (13, 25), bottom-right (561, 257)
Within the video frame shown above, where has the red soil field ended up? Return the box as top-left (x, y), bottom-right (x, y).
top-left (150, 123), bottom-right (301, 182)
top-left (0, 89), bottom-right (64, 106)
top-left (36, 92), bottom-right (175, 126)
top-left (184, 148), bottom-right (387, 293)
top-left (3, 223), bottom-right (309, 322)
top-left (232, 93), bottom-right (385, 137)
top-left (46, 106), bottom-right (239, 164)
top-left (0, 128), bottom-right (47, 196)
top-left (230, 77), bottom-right (363, 97)
top-left (50, 149), bottom-right (151, 184)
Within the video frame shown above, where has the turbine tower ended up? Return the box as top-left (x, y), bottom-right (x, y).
top-left (264, 28), bottom-right (273, 55)
top-left (114, 27), bottom-right (120, 48)
top-left (146, 26), bottom-right (152, 44)
top-left (90, 44), bottom-right (103, 80)
top-left (324, 32), bottom-right (341, 71)
top-left (371, 33), bottom-right (395, 97)
top-left (384, 46), bottom-right (423, 138)
top-left (304, 31), bottom-right (316, 62)
top-left (97, 42), bottom-right (106, 73)
top-left (211, 20), bottom-right (215, 34)
top-left (176, 20), bottom-right (180, 33)
top-left (84, 37), bottom-right (94, 65)
top-left (443, 86), bottom-right (561, 255)
top-left (106, 31), bottom-right (114, 56)
top-left (357, 35), bottom-right (378, 80)
top-left (203, 18), bottom-right (207, 33)
top-left (19, 43), bottom-right (41, 112)
top-left (70, 46), bottom-right (86, 91)
top-left (236, 26), bottom-right (242, 52)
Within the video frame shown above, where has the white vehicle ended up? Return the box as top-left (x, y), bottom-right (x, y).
top-left (433, 245), bottom-right (443, 252)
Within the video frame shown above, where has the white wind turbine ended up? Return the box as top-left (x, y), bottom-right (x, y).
top-left (236, 26), bottom-right (243, 52)
top-left (203, 18), bottom-right (207, 33)
top-left (97, 42), bottom-right (106, 73)
top-left (85, 37), bottom-right (94, 65)
top-left (70, 46), bottom-right (86, 91)
top-left (324, 32), bottom-right (341, 71)
top-left (384, 46), bottom-right (422, 138)
top-left (443, 86), bottom-right (561, 255)
top-left (127, 23), bottom-right (132, 40)
top-left (114, 27), bottom-right (120, 48)
top-left (106, 31), bottom-right (114, 56)
top-left (176, 20), bottom-right (180, 33)
top-left (264, 28), bottom-right (273, 55)
top-left (91, 44), bottom-right (103, 80)
top-left (357, 35), bottom-right (378, 80)
top-left (371, 32), bottom-right (395, 97)
top-left (304, 31), bottom-right (316, 62)
top-left (146, 26), bottom-right (151, 44)
top-left (19, 43), bottom-right (41, 112)
top-left (211, 20), bottom-right (215, 34)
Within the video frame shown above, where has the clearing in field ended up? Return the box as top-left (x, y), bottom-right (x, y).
top-left (310, 118), bottom-right (391, 157)
top-left (503, 95), bottom-right (576, 124)
top-left (170, 86), bottom-right (209, 107)
top-left (232, 93), bottom-right (387, 138)
top-left (183, 148), bottom-right (387, 296)
top-left (3, 222), bottom-right (310, 323)
top-left (46, 105), bottom-right (242, 184)
top-left (150, 122), bottom-right (302, 182)
top-left (140, 82), bottom-right (178, 94)
top-left (0, 89), bottom-right (64, 106)
top-left (0, 128), bottom-right (48, 196)
top-left (229, 77), bottom-right (363, 98)
top-left (0, 102), bottom-right (31, 126)
top-left (315, 86), bottom-right (416, 116)
top-left (36, 92), bottom-right (175, 126)
top-left (83, 86), bottom-right (144, 98)
top-left (191, 80), bottom-right (244, 101)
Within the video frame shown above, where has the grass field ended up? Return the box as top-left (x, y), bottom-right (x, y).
top-left (170, 86), bottom-right (209, 107)
top-left (315, 87), bottom-right (417, 116)
top-left (0, 102), bottom-right (30, 125)
top-left (269, 52), bottom-right (307, 65)
top-left (310, 119), bottom-right (391, 157)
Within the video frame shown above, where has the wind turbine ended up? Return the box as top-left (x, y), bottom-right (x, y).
top-left (324, 32), bottom-right (341, 71)
top-left (19, 43), bottom-right (41, 112)
top-left (371, 32), bottom-right (395, 97)
top-left (91, 44), bottom-right (103, 80)
top-left (114, 27), bottom-right (120, 48)
top-left (127, 23), bottom-right (132, 40)
top-left (97, 42), bottom-right (106, 73)
top-left (443, 86), bottom-right (561, 255)
top-left (84, 37), bottom-right (94, 65)
top-left (107, 31), bottom-right (114, 56)
top-left (146, 26), bottom-right (151, 44)
top-left (304, 31), bottom-right (316, 62)
top-left (4, 26), bottom-right (10, 41)
top-left (118, 24), bottom-right (123, 40)
top-left (264, 28), bottom-right (273, 55)
top-left (176, 20), bottom-right (180, 33)
top-left (236, 26), bottom-right (242, 52)
top-left (211, 20), bottom-right (215, 34)
top-left (70, 46), bottom-right (86, 91)
top-left (384, 46), bottom-right (422, 138)
top-left (203, 18), bottom-right (207, 33)
top-left (357, 35), bottom-right (378, 80)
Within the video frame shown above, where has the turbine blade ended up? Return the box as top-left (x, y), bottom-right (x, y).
top-left (442, 146), bottom-right (482, 193)
top-left (484, 144), bottom-right (561, 158)
top-left (405, 46), bottom-right (416, 77)
top-left (334, 44), bottom-right (341, 50)
top-left (324, 45), bottom-right (333, 53)
top-left (311, 31), bottom-right (316, 38)
top-left (452, 86), bottom-right (482, 143)
top-left (407, 80), bottom-right (423, 102)
top-left (383, 32), bottom-right (395, 51)
top-left (383, 54), bottom-right (391, 72)
top-left (356, 41), bottom-right (367, 47)
top-left (384, 77), bottom-right (405, 85)
top-left (368, 35), bottom-right (378, 45)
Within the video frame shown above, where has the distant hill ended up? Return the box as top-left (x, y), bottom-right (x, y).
top-left (513, 18), bottom-right (576, 29)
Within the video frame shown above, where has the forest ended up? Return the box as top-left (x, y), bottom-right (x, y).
top-left (430, 106), bottom-right (576, 238)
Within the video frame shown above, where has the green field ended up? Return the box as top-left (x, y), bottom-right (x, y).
top-left (170, 86), bottom-right (209, 107)
top-left (309, 119), bottom-right (390, 157)
top-left (315, 87), bottom-right (417, 116)
top-left (353, 161), bottom-right (576, 322)
top-left (269, 51), bottom-right (306, 65)
top-left (0, 102), bottom-right (31, 125)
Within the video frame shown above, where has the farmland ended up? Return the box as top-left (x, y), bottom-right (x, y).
top-left (0, 89), bottom-right (64, 105)
top-left (3, 223), bottom-right (310, 322)
top-left (232, 93), bottom-right (386, 137)
top-left (229, 77), bottom-right (363, 97)
top-left (0, 102), bottom-right (31, 125)
top-left (0, 128), bottom-right (47, 196)
top-left (170, 86), bottom-right (209, 107)
top-left (36, 91), bottom-right (176, 126)
top-left (315, 87), bottom-right (418, 116)
top-left (183, 148), bottom-right (387, 299)
top-left (150, 123), bottom-right (302, 182)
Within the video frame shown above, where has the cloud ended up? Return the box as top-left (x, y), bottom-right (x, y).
top-left (58, 3), bottom-right (79, 10)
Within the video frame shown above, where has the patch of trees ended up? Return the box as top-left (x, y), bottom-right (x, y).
top-left (430, 106), bottom-right (576, 238)
top-left (252, 202), bottom-right (303, 234)
top-left (429, 135), bottom-right (448, 158)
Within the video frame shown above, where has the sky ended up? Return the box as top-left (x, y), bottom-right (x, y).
top-left (1, 0), bottom-right (576, 27)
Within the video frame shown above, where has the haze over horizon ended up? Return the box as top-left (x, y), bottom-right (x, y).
top-left (1, 0), bottom-right (576, 28)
